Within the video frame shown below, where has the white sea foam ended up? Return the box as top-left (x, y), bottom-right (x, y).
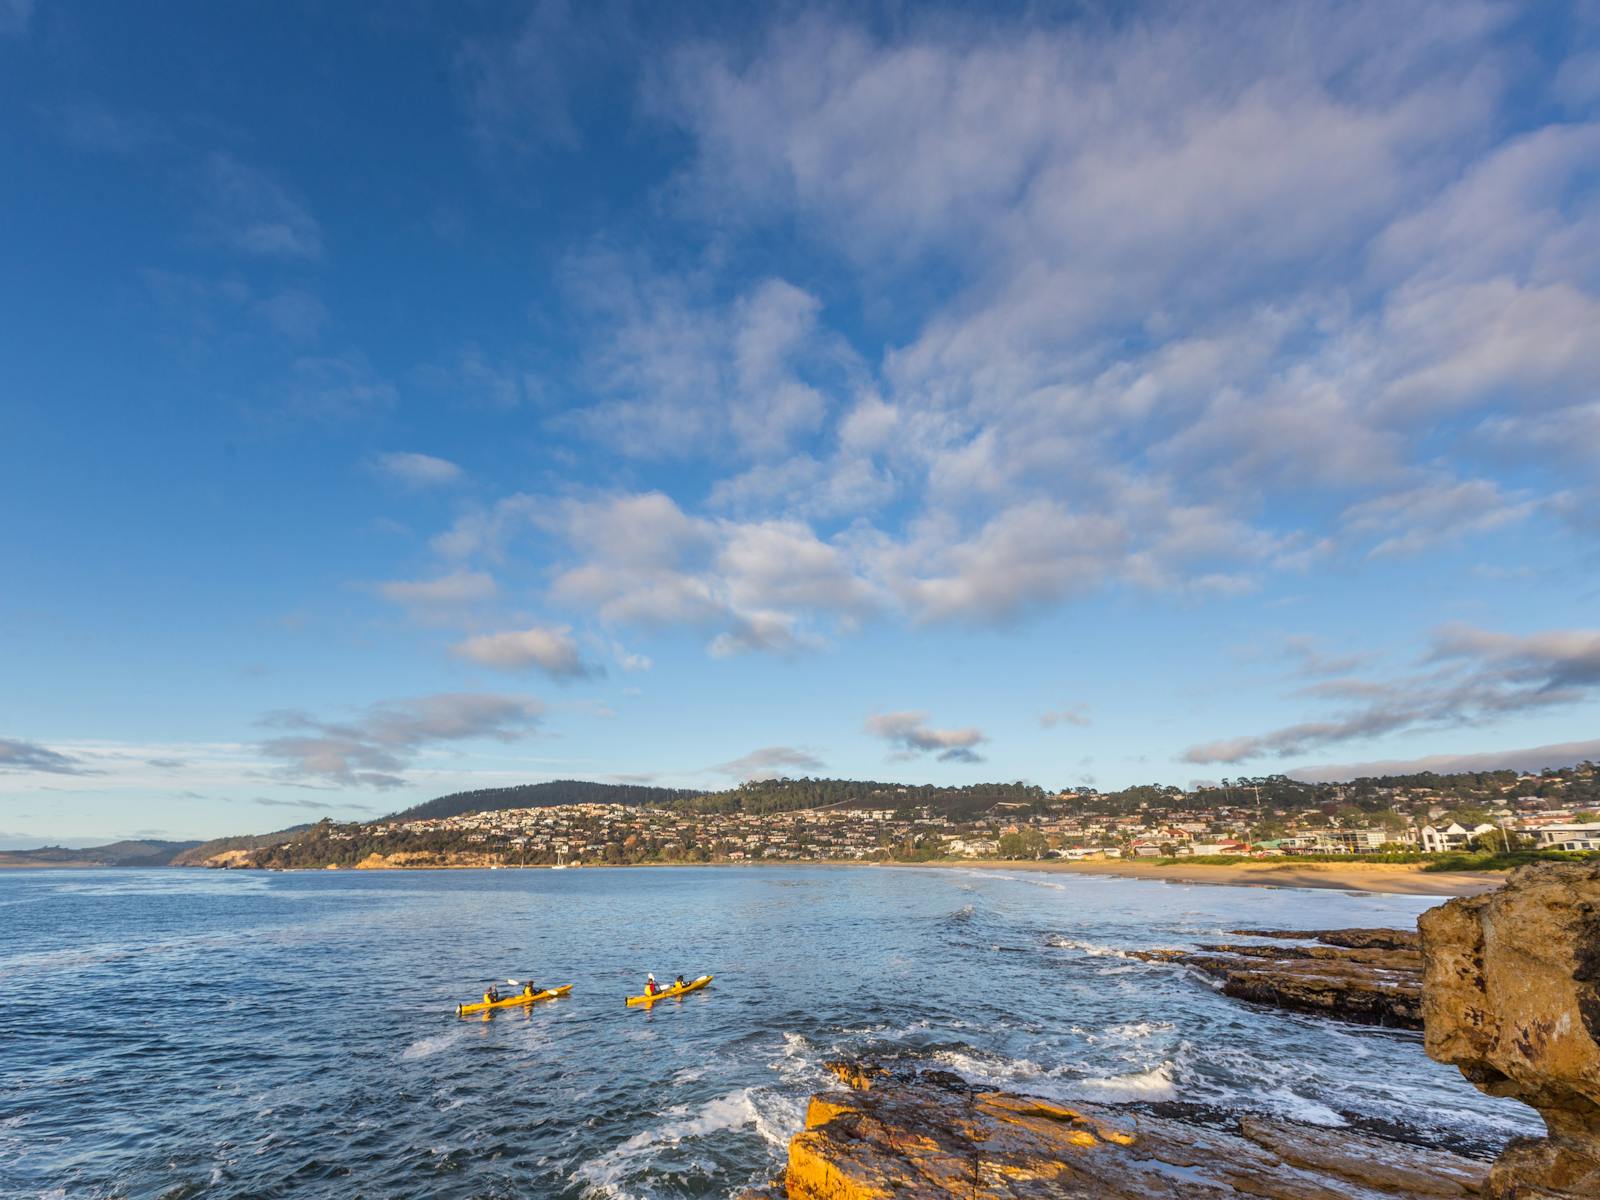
top-left (1104, 1021), bottom-right (1173, 1040)
top-left (400, 1031), bottom-right (461, 1060)
top-left (1253, 1088), bottom-right (1347, 1127)
top-left (574, 1088), bottom-right (771, 1197)
top-left (1046, 935), bottom-right (1136, 959)
top-left (1067, 1062), bottom-right (1177, 1101)
top-left (931, 1047), bottom-right (1045, 1084)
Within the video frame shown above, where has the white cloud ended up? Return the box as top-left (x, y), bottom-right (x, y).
top-left (393, 7), bottom-right (1599, 680)
top-left (1341, 476), bottom-right (1537, 558)
top-left (612, 642), bottom-right (652, 672)
top-left (1040, 705), bottom-right (1091, 729)
top-left (863, 711), bottom-right (987, 763)
top-left (452, 625), bottom-right (596, 679)
top-left (374, 570), bottom-right (497, 621)
top-left (371, 451), bottom-right (465, 488)
top-left (561, 255), bottom-right (853, 460)
top-left (710, 745), bottom-right (825, 779)
top-left (198, 152), bottom-right (322, 260)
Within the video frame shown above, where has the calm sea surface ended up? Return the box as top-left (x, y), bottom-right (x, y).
top-left (1, 865), bottom-right (1540, 1198)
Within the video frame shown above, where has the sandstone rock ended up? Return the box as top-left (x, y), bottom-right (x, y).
top-left (766, 1063), bottom-right (1485, 1199)
top-left (1132, 928), bottom-right (1423, 1027)
top-left (1419, 863), bottom-right (1600, 1199)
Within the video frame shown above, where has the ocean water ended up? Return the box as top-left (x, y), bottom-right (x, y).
top-left (0, 865), bottom-right (1540, 1198)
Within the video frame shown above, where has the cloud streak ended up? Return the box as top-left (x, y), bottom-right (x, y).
top-left (258, 693), bottom-right (546, 788)
top-left (0, 737), bottom-right (100, 776)
top-left (1183, 624), bottom-right (1600, 764)
top-left (372, 452), bottom-right (464, 488)
top-left (1288, 738), bottom-right (1600, 783)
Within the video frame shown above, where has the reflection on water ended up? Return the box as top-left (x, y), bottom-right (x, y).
top-left (0, 865), bottom-right (1538, 1198)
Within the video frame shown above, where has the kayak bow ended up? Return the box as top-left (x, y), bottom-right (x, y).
top-left (625, 974), bottom-right (713, 1006)
top-left (456, 983), bottom-right (572, 1016)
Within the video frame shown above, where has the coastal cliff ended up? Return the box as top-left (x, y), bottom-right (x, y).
top-left (1420, 863), bottom-right (1600, 1199)
top-left (754, 865), bottom-right (1600, 1198)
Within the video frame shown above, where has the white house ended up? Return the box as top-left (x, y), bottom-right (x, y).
top-left (1420, 823), bottom-right (1500, 853)
top-left (1525, 823), bottom-right (1600, 852)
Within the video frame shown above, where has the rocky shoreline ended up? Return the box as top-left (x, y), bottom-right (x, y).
top-left (742, 1061), bottom-right (1487, 1199)
top-left (749, 864), bottom-right (1600, 1199)
top-left (1131, 926), bottom-right (1424, 1028)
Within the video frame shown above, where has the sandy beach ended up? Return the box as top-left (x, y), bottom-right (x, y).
top-left (945, 858), bottom-right (1503, 897)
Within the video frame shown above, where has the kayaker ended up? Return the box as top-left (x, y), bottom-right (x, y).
top-left (484, 985), bottom-right (500, 1005)
top-left (673, 974), bottom-right (686, 990)
top-left (645, 973), bottom-right (659, 996)
top-left (522, 982), bottom-right (537, 998)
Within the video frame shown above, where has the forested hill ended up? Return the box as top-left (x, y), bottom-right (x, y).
top-left (676, 778), bottom-right (1051, 820)
top-left (387, 780), bottom-right (700, 822)
top-left (0, 839), bottom-right (202, 868)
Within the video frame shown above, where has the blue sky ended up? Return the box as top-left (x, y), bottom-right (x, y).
top-left (3, 0), bottom-right (1600, 845)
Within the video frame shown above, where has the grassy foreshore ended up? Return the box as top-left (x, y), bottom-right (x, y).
top-left (950, 857), bottom-right (1502, 896)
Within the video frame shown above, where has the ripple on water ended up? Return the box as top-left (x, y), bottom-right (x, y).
top-left (0, 865), bottom-right (1540, 1197)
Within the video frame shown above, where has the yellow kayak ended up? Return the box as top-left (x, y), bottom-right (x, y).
top-left (626, 975), bottom-right (712, 1006)
top-left (456, 984), bottom-right (571, 1016)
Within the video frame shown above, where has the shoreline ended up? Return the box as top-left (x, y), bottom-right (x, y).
top-left (932, 857), bottom-right (1503, 896)
top-left (1, 856), bottom-right (1505, 895)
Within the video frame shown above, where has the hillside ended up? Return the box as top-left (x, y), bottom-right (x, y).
top-left (0, 839), bottom-right (202, 868)
top-left (169, 825), bottom-right (309, 866)
top-left (386, 779), bottom-right (699, 822)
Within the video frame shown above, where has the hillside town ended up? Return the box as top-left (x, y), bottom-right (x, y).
top-left (247, 763), bottom-right (1600, 869)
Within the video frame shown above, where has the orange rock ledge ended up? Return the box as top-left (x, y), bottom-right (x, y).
top-left (745, 1062), bottom-right (1487, 1199)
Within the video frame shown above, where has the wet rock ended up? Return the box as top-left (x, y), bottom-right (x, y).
top-left (1131, 928), bottom-right (1423, 1027)
top-left (1201, 943), bottom-right (1424, 970)
top-left (1231, 928), bottom-right (1421, 952)
top-left (1420, 863), bottom-right (1600, 1199)
top-left (762, 1061), bottom-right (1485, 1198)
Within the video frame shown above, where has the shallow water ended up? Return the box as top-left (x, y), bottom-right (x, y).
top-left (0, 865), bottom-right (1539, 1198)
